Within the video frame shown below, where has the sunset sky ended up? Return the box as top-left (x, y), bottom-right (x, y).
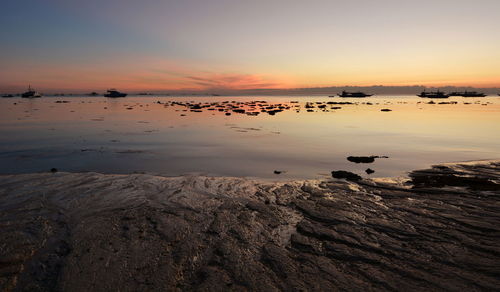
top-left (1, 0), bottom-right (500, 92)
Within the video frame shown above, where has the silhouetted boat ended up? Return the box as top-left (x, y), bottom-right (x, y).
top-left (89, 92), bottom-right (99, 96)
top-left (2, 94), bottom-right (14, 98)
top-left (417, 90), bottom-right (449, 98)
top-left (338, 91), bottom-right (373, 98)
top-left (104, 89), bottom-right (127, 98)
top-left (21, 85), bottom-right (42, 98)
top-left (449, 91), bottom-right (486, 97)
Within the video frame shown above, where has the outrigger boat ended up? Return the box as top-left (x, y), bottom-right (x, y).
top-left (417, 90), bottom-right (449, 99)
top-left (338, 91), bottom-right (373, 98)
top-left (449, 91), bottom-right (486, 97)
top-left (104, 89), bottom-right (127, 98)
top-left (21, 85), bottom-right (42, 98)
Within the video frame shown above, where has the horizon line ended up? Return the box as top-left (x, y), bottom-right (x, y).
top-left (2, 84), bottom-right (500, 94)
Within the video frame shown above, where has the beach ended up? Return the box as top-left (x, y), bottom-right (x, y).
top-left (1, 96), bottom-right (500, 291)
top-left (3, 1), bottom-right (500, 290)
top-left (1, 160), bottom-right (499, 291)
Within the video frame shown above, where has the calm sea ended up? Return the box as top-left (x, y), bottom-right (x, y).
top-left (1, 95), bottom-right (499, 179)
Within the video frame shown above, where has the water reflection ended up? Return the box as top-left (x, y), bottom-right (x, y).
top-left (0, 95), bottom-right (499, 179)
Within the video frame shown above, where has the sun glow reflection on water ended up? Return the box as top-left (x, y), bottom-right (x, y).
top-left (0, 95), bottom-right (499, 179)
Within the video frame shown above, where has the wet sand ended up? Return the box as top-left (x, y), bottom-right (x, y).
top-left (1, 160), bottom-right (499, 291)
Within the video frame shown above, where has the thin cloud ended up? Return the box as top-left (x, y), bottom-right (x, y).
top-left (184, 73), bottom-right (285, 90)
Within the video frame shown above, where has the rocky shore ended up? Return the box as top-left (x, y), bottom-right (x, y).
top-left (1, 160), bottom-right (499, 291)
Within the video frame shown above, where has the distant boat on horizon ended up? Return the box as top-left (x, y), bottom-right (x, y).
top-left (21, 85), bottom-right (42, 98)
top-left (449, 91), bottom-right (486, 97)
top-left (2, 94), bottom-right (14, 98)
top-left (417, 90), bottom-right (449, 99)
top-left (104, 89), bottom-right (127, 98)
top-left (337, 91), bottom-right (373, 98)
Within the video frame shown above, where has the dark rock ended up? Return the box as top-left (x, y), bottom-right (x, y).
top-left (273, 170), bottom-right (282, 174)
top-left (410, 163), bottom-right (500, 191)
top-left (347, 156), bottom-right (388, 163)
top-left (365, 168), bottom-right (375, 174)
top-left (347, 156), bottom-right (375, 163)
top-left (331, 170), bottom-right (362, 181)
top-left (380, 108), bottom-right (392, 112)
top-left (50, 168), bottom-right (58, 173)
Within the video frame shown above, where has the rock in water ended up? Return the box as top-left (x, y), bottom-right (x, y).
top-left (347, 156), bottom-right (376, 163)
top-left (331, 170), bottom-right (362, 181)
top-left (347, 155), bottom-right (389, 163)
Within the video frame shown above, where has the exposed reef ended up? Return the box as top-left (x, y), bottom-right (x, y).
top-left (0, 160), bottom-right (499, 291)
top-left (347, 156), bottom-right (389, 164)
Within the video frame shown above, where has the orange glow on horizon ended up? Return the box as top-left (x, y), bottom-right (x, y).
top-left (1, 56), bottom-right (499, 92)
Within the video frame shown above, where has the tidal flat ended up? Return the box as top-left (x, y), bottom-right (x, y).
top-left (0, 160), bottom-right (499, 291)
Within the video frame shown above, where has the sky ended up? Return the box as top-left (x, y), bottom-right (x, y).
top-left (1, 0), bottom-right (500, 92)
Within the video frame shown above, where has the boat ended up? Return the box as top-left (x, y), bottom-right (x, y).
top-left (462, 91), bottom-right (486, 97)
top-left (89, 92), bottom-right (99, 96)
top-left (104, 89), bottom-right (127, 98)
top-left (21, 85), bottom-right (42, 98)
top-left (449, 91), bottom-right (486, 97)
top-left (338, 91), bottom-right (373, 98)
top-left (417, 90), bottom-right (449, 98)
top-left (2, 94), bottom-right (14, 98)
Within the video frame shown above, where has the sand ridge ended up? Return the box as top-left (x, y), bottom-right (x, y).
top-left (0, 161), bottom-right (499, 291)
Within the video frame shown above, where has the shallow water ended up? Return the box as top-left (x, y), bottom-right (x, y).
top-left (0, 95), bottom-right (499, 179)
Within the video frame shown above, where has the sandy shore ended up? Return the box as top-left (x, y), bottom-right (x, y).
top-left (1, 161), bottom-right (499, 291)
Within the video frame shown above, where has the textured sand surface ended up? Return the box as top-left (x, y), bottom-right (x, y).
top-left (1, 161), bottom-right (499, 291)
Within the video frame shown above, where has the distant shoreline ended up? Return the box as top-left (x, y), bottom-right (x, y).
top-left (2, 85), bottom-right (500, 96)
